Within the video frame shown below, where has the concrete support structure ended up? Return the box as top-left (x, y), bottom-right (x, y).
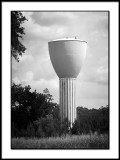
top-left (59, 78), bottom-right (76, 126)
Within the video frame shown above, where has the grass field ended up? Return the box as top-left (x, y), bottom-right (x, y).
top-left (11, 134), bottom-right (109, 149)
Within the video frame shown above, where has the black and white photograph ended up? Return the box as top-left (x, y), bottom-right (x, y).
top-left (2, 1), bottom-right (119, 159)
top-left (11, 10), bottom-right (109, 149)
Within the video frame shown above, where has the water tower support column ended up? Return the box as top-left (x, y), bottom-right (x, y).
top-left (59, 78), bottom-right (76, 127)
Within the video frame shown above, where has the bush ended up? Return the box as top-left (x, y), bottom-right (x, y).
top-left (26, 123), bottom-right (35, 137)
top-left (11, 122), bottom-right (19, 137)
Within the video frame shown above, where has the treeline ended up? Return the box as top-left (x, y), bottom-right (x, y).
top-left (11, 83), bottom-right (109, 138)
top-left (72, 106), bottom-right (109, 135)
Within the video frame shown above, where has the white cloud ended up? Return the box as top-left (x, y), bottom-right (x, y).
top-left (30, 12), bottom-right (75, 26)
top-left (22, 18), bottom-right (67, 42)
top-left (96, 66), bottom-right (108, 85)
top-left (76, 81), bottom-right (108, 108)
top-left (12, 77), bottom-right (20, 84)
top-left (97, 66), bottom-right (108, 74)
top-left (19, 54), bottom-right (33, 62)
top-left (26, 71), bottom-right (34, 82)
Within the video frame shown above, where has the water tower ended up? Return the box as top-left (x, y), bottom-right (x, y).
top-left (48, 38), bottom-right (87, 126)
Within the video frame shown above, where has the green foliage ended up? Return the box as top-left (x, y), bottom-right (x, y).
top-left (26, 123), bottom-right (35, 137)
top-left (32, 113), bottom-right (61, 138)
top-left (11, 122), bottom-right (19, 137)
top-left (11, 83), bottom-right (33, 129)
top-left (11, 134), bottom-right (109, 149)
top-left (43, 88), bottom-right (54, 102)
top-left (71, 120), bottom-right (79, 135)
top-left (11, 83), bottom-right (60, 137)
top-left (11, 83), bottom-right (54, 130)
top-left (11, 11), bottom-right (27, 62)
top-left (60, 118), bottom-right (71, 136)
top-left (73, 106), bottom-right (109, 135)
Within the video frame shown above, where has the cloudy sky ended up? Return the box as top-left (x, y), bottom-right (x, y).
top-left (12, 11), bottom-right (108, 109)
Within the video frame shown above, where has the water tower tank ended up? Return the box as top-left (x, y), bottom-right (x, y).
top-left (48, 38), bottom-right (87, 126)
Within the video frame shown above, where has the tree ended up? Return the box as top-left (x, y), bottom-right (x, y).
top-left (11, 11), bottom-right (27, 62)
top-left (76, 106), bottom-right (109, 134)
top-left (11, 83), bottom-right (56, 133)
top-left (11, 83), bottom-right (32, 129)
top-left (43, 88), bottom-right (54, 102)
top-left (60, 118), bottom-right (71, 136)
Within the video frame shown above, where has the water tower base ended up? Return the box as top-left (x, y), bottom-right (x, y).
top-left (59, 78), bottom-right (76, 127)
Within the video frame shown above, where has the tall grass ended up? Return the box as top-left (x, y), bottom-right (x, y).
top-left (11, 134), bottom-right (109, 149)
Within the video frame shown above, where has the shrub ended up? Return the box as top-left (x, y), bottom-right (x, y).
top-left (26, 123), bottom-right (35, 137)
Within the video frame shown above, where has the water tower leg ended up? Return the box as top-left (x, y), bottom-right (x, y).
top-left (59, 78), bottom-right (76, 127)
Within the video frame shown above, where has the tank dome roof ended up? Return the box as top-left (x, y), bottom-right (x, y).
top-left (49, 38), bottom-right (87, 43)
